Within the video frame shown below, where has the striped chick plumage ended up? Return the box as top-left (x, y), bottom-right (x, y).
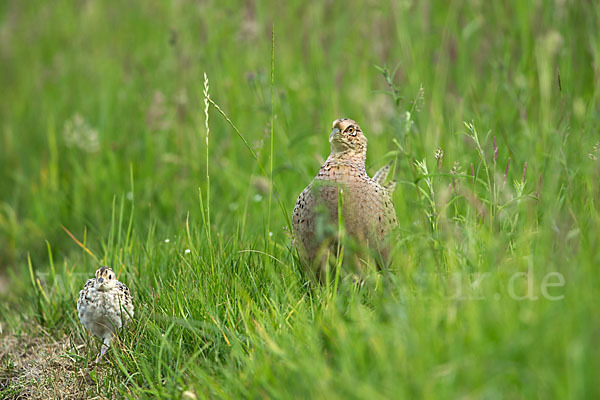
top-left (77, 266), bottom-right (134, 356)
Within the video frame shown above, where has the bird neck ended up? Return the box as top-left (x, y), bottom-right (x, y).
top-left (325, 149), bottom-right (366, 172)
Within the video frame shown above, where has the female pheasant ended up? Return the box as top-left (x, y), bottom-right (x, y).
top-left (292, 118), bottom-right (398, 280)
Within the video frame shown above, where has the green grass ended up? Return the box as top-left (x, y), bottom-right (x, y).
top-left (1, 0), bottom-right (599, 398)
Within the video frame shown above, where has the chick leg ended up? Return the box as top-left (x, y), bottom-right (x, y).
top-left (100, 336), bottom-right (112, 357)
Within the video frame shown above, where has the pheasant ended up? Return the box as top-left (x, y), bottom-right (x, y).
top-left (77, 266), bottom-right (134, 357)
top-left (292, 118), bottom-right (398, 280)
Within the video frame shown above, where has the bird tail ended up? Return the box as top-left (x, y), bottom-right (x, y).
top-left (372, 160), bottom-right (393, 186)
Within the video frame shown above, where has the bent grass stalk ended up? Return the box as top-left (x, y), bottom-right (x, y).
top-left (206, 97), bottom-right (291, 230)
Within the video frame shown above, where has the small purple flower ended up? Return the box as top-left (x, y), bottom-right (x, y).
top-left (470, 163), bottom-right (475, 184)
top-left (435, 147), bottom-right (444, 169)
top-left (493, 136), bottom-right (498, 166)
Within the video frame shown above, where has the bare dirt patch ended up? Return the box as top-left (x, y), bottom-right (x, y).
top-left (0, 329), bottom-right (111, 399)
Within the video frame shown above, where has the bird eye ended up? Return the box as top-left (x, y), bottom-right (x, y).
top-left (346, 126), bottom-right (356, 136)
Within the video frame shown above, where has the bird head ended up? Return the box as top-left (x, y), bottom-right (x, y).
top-left (329, 118), bottom-right (367, 155)
top-left (94, 266), bottom-right (117, 291)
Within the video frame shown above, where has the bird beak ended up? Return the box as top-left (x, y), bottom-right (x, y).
top-left (329, 127), bottom-right (340, 142)
top-left (97, 277), bottom-right (104, 284)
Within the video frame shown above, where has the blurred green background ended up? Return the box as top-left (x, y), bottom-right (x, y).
top-left (1, 0), bottom-right (599, 398)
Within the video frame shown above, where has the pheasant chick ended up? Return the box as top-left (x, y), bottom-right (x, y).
top-left (77, 266), bottom-right (134, 356)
